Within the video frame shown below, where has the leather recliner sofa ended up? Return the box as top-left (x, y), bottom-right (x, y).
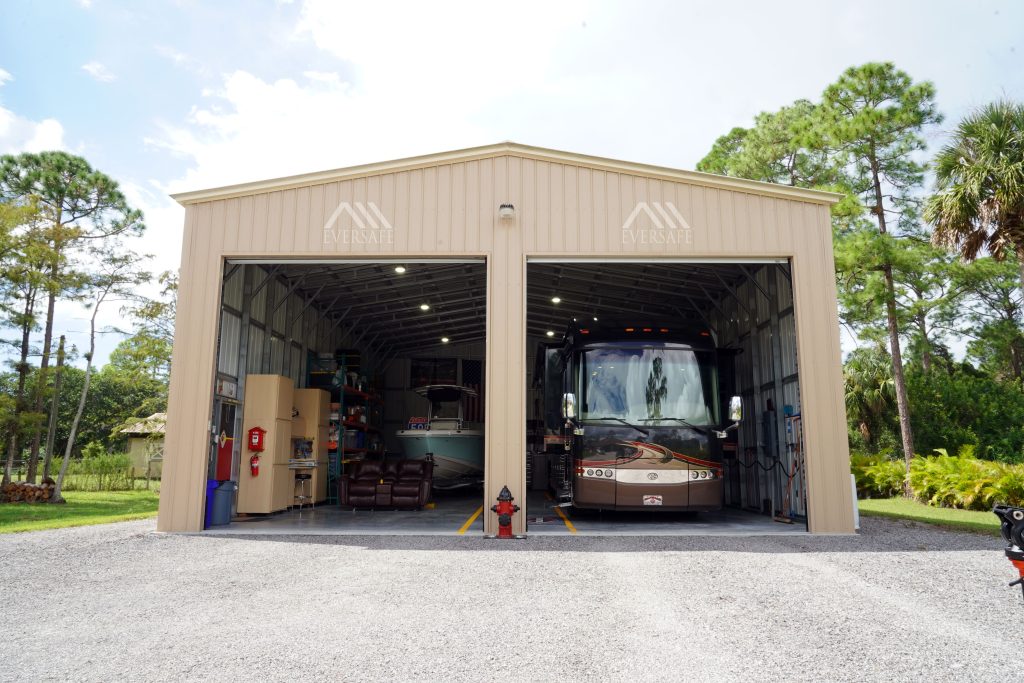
top-left (339, 459), bottom-right (433, 509)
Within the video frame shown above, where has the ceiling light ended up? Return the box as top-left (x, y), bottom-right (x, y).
top-left (551, 296), bottom-right (561, 304)
top-left (394, 266), bottom-right (406, 274)
top-left (420, 304), bottom-right (430, 311)
top-left (441, 337), bottom-right (450, 343)
top-left (546, 331), bottom-right (555, 337)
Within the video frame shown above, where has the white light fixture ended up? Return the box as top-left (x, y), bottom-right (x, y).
top-left (498, 203), bottom-right (515, 219)
top-left (546, 330), bottom-right (555, 337)
top-left (593, 316), bottom-right (598, 321)
top-left (394, 265), bottom-right (406, 274)
top-left (420, 304), bottom-right (430, 311)
top-left (551, 296), bottom-right (561, 304)
top-left (441, 336), bottom-right (450, 343)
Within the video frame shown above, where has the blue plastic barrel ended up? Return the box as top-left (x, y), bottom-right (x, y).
top-left (204, 480), bottom-right (219, 529)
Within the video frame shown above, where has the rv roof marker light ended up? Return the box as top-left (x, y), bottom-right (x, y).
top-left (660, 328), bottom-right (669, 333)
top-left (394, 265), bottom-right (406, 274)
top-left (420, 303), bottom-right (430, 311)
top-left (546, 330), bottom-right (555, 337)
top-left (642, 327), bottom-right (652, 332)
top-left (551, 296), bottom-right (561, 304)
top-left (625, 327), bottom-right (635, 332)
top-left (700, 330), bottom-right (710, 337)
top-left (580, 329), bottom-right (589, 334)
top-left (441, 337), bottom-right (450, 343)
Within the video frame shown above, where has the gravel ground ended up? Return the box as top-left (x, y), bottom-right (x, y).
top-left (0, 517), bottom-right (1019, 682)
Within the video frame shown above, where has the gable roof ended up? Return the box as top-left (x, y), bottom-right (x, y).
top-left (170, 141), bottom-right (841, 207)
top-left (119, 412), bottom-right (167, 436)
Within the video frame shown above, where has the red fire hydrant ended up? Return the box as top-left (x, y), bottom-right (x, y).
top-left (491, 485), bottom-right (520, 539)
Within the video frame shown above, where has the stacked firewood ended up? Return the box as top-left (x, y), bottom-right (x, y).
top-left (1, 478), bottom-right (56, 503)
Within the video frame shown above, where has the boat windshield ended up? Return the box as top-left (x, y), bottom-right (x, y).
top-left (578, 347), bottom-right (719, 425)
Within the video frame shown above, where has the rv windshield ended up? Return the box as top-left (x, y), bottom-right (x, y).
top-left (579, 347), bottom-right (719, 425)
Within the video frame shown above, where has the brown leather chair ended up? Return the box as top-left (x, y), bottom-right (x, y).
top-left (391, 459), bottom-right (433, 509)
top-left (340, 461), bottom-right (384, 508)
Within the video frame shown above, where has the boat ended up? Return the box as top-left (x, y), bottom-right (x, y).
top-left (396, 385), bottom-right (484, 489)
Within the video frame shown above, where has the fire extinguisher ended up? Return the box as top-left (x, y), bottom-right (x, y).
top-left (249, 454), bottom-right (260, 477)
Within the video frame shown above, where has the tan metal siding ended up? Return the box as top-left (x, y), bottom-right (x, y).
top-left (159, 152), bottom-right (853, 534)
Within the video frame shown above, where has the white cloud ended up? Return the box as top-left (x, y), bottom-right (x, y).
top-left (0, 71), bottom-right (66, 154)
top-left (81, 61), bottom-right (116, 83)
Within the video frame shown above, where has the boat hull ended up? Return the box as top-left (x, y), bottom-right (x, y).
top-left (396, 429), bottom-right (484, 487)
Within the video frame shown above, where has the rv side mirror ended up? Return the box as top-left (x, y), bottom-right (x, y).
top-left (728, 396), bottom-right (742, 422)
top-left (562, 393), bottom-right (577, 420)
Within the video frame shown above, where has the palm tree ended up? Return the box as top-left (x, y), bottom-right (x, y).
top-left (843, 347), bottom-right (896, 450)
top-left (925, 100), bottom-right (1024, 291)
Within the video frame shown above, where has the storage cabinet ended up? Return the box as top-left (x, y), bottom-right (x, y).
top-left (293, 388), bottom-right (330, 503)
top-left (237, 375), bottom-right (296, 514)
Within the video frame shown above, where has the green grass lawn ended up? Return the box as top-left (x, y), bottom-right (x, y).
top-left (859, 497), bottom-right (1001, 535)
top-left (0, 490), bottom-right (160, 534)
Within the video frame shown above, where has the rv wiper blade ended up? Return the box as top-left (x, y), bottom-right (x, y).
top-left (640, 417), bottom-right (707, 435)
top-left (586, 417), bottom-right (649, 437)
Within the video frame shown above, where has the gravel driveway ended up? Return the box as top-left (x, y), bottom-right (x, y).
top-left (0, 517), bottom-right (1018, 682)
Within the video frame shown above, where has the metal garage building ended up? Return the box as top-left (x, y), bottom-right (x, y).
top-left (157, 142), bottom-right (852, 535)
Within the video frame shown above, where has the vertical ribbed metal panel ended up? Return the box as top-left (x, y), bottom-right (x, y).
top-left (217, 311), bottom-right (241, 377)
top-left (271, 281), bottom-right (287, 334)
top-left (250, 275), bottom-right (267, 323)
top-left (269, 336), bottom-right (284, 375)
top-left (223, 268), bottom-right (243, 310)
top-left (779, 311), bottom-right (798, 377)
top-left (247, 325), bottom-right (265, 374)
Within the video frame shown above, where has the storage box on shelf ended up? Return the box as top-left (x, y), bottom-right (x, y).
top-left (308, 350), bottom-right (384, 505)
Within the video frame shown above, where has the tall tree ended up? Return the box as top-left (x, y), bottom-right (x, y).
top-left (0, 152), bottom-right (144, 483)
top-left (52, 250), bottom-right (150, 502)
top-left (1, 208), bottom-right (50, 485)
top-left (843, 345), bottom-right (896, 449)
top-left (924, 100), bottom-right (1024, 291)
top-left (943, 256), bottom-right (1024, 381)
top-left (818, 62), bottom-right (942, 487)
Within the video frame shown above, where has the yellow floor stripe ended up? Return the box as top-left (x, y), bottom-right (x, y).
top-left (457, 505), bottom-right (483, 535)
top-left (553, 503), bottom-right (577, 534)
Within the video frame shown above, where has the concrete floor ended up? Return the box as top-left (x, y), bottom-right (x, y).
top-left (207, 488), bottom-right (807, 536)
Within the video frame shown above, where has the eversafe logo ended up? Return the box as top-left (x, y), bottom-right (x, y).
top-left (621, 201), bottom-right (693, 245)
top-left (322, 201), bottom-right (395, 245)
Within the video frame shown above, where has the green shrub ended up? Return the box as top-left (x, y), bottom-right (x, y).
top-left (850, 452), bottom-right (905, 498)
top-left (49, 449), bottom-right (134, 492)
top-left (853, 452), bottom-right (1024, 510)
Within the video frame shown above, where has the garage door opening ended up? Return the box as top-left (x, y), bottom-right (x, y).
top-left (205, 259), bottom-right (488, 535)
top-left (525, 260), bottom-right (808, 535)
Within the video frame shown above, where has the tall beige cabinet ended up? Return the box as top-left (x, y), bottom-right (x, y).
top-left (292, 388), bottom-right (330, 503)
top-left (237, 375), bottom-right (295, 514)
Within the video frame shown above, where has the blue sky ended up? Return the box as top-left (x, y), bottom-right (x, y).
top-left (1, 0), bottom-right (1022, 366)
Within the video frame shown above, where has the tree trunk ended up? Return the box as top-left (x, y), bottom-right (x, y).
top-left (41, 335), bottom-right (66, 480)
top-left (25, 263), bottom-right (57, 484)
top-left (3, 292), bottom-right (37, 486)
top-left (869, 151), bottom-right (915, 492)
top-left (884, 267), bottom-right (916, 489)
top-left (53, 305), bottom-right (98, 503)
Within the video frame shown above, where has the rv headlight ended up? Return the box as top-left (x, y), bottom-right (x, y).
top-left (605, 469), bottom-right (613, 478)
top-left (700, 470), bottom-right (708, 479)
top-left (594, 469), bottom-right (603, 477)
top-left (691, 471), bottom-right (699, 479)
top-left (586, 469), bottom-right (594, 477)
